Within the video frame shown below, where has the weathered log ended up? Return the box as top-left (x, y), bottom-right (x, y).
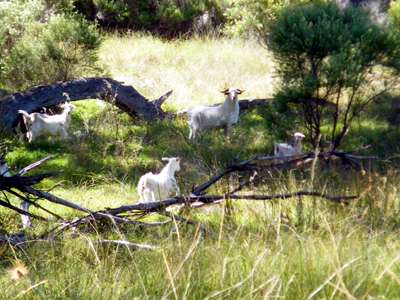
top-left (0, 77), bottom-right (173, 133)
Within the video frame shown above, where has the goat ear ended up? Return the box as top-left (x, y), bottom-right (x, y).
top-left (237, 89), bottom-right (244, 94)
top-left (161, 157), bottom-right (170, 162)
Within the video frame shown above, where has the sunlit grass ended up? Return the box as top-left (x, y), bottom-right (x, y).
top-left (99, 33), bottom-right (276, 109)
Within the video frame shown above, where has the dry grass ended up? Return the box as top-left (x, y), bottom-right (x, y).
top-left (99, 33), bottom-right (276, 109)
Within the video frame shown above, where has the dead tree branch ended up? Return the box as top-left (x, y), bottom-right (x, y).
top-left (98, 191), bottom-right (358, 216)
top-left (191, 151), bottom-right (377, 196)
top-left (92, 239), bottom-right (158, 251)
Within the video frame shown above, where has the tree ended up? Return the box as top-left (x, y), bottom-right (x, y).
top-left (267, 1), bottom-right (400, 150)
top-left (0, 0), bottom-right (101, 92)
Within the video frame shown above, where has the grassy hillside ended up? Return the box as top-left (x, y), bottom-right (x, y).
top-left (1, 34), bottom-right (400, 299)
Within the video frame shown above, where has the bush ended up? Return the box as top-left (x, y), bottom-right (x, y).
top-left (0, 0), bottom-right (101, 91)
top-left (268, 1), bottom-right (400, 150)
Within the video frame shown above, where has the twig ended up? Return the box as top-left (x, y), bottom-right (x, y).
top-left (17, 155), bottom-right (56, 176)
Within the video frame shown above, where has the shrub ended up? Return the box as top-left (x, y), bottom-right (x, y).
top-left (268, 1), bottom-right (400, 150)
top-left (0, 0), bottom-right (101, 91)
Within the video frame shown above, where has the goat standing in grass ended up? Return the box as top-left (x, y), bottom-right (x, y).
top-left (137, 157), bottom-right (181, 203)
top-left (18, 102), bottom-right (75, 142)
top-left (179, 88), bottom-right (244, 141)
top-left (0, 155), bottom-right (31, 228)
top-left (274, 132), bottom-right (306, 157)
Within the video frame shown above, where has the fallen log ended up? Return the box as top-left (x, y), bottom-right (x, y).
top-left (0, 77), bottom-right (275, 133)
top-left (0, 77), bottom-right (173, 133)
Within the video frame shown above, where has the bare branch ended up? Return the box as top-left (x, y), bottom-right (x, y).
top-left (92, 239), bottom-right (158, 250)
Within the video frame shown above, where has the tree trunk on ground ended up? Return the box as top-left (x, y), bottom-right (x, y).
top-left (0, 77), bottom-right (173, 133)
top-left (0, 76), bottom-right (284, 134)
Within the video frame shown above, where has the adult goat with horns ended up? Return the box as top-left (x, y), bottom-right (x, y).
top-left (178, 88), bottom-right (244, 141)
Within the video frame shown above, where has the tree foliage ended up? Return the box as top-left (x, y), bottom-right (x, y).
top-left (0, 0), bottom-right (101, 92)
top-left (268, 1), bottom-right (400, 150)
top-left (72, 0), bottom-right (226, 35)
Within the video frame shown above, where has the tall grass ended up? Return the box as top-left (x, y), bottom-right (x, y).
top-left (99, 33), bottom-right (276, 108)
top-left (1, 33), bottom-right (400, 299)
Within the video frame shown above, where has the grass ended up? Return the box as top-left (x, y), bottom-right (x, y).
top-left (99, 33), bottom-right (276, 108)
top-left (1, 33), bottom-right (400, 299)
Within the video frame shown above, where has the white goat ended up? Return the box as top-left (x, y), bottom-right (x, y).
top-left (274, 132), bottom-right (306, 157)
top-left (0, 155), bottom-right (31, 228)
top-left (179, 88), bottom-right (244, 141)
top-left (137, 157), bottom-right (181, 203)
top-left (18, 102), bottom-right (75, 142)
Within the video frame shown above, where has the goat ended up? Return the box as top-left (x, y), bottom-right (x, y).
top-left (274, 132), bottom-right (306, 157)
top-left (179, 88), bottom-right (244, 141)
top-left (0, 155), bottom-right (31, 228)
top-left (18, 102), bottom-right (75, 142)
top-left (137, 157), bottom-right (181, 203)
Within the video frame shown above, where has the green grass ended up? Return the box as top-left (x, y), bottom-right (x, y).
top-left (1, 33), bottom-right (400, 299)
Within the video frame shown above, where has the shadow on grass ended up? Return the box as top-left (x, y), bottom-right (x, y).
top-left (3, 101), bottom-right (275, 189)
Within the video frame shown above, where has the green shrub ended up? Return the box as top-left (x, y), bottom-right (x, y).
top-left (0, 0), bottom-right (101, 91)
top-left (268, 1), bottom-right (400, 150)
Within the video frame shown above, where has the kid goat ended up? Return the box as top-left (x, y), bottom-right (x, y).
top-left (137, 157), bottom-right (181, 203)
top-left (18, 102), bottom-right (75, 142)
top-left (274, 132), bottom-right (306, 157)
top-left (179, 88), bottom-right (244, 141)
top-left (0, 155), bottom-right (31, 228)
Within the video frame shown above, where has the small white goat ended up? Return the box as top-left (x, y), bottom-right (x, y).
top-left (137, 157), bottom-right (181, 202)
top-left (179, 88), bottom-right (244, 141)
top-left (0, 155), bottom-right (31, 228)
top-left (18, 102), bottom-right (75, 142)
top-left (274, 132), bottom-right (306, 157)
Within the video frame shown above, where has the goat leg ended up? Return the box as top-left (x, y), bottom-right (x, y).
top-left (20, 201), bottom-right (32, 228)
